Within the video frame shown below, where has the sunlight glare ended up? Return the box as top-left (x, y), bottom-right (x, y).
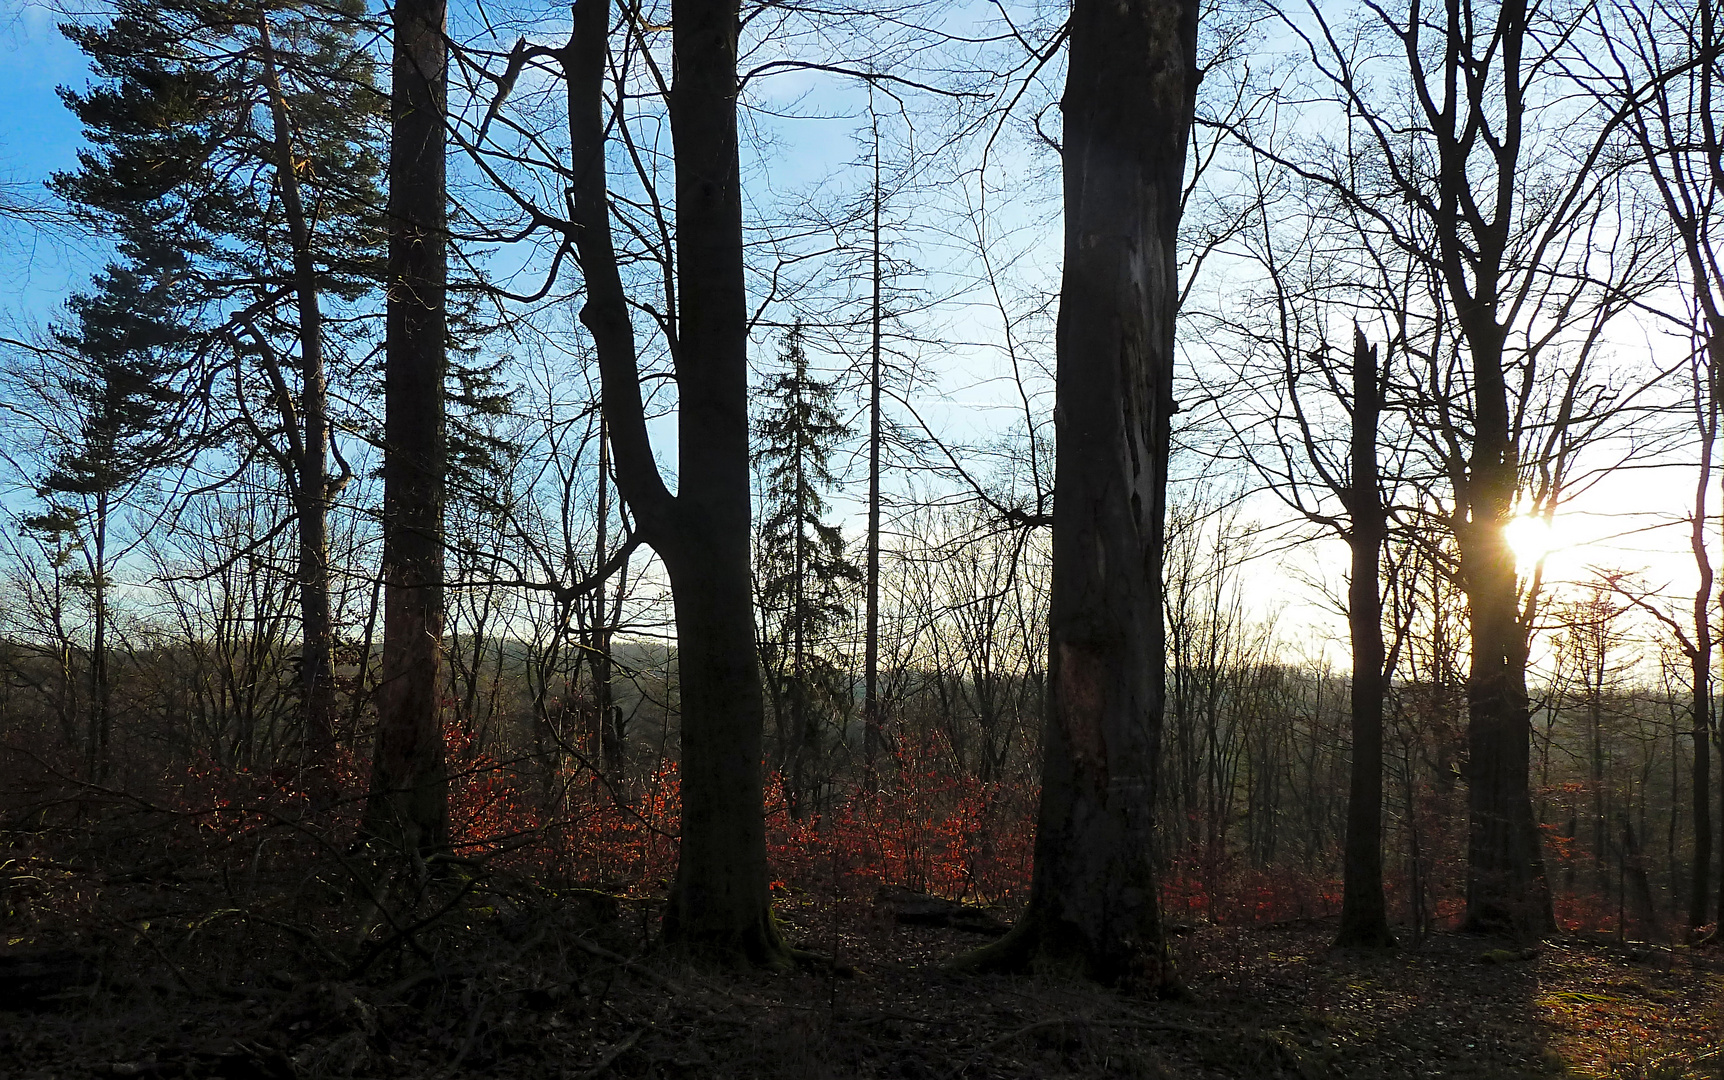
top-left (1503, 515), bottom-right (1559, 569)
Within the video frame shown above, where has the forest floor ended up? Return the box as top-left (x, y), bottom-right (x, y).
top-left (3, 843), bottom-right (1722, 1080)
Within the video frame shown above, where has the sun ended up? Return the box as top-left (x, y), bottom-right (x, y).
top-left (1503, 515), bottom-right (1559, 568)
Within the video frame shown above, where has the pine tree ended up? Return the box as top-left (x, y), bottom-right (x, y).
top-left (754, 322), bottom-right (861, 818)
top-left (54, 0), bottom-right (386, 762)
top-left (24, 262), bottom-right (187, 781)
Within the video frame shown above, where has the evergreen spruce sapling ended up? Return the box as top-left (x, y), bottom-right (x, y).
top-left (755, 322), bottom-right (861, 819)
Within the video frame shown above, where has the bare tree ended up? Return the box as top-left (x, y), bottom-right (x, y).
top-left (1578, 0), bottom-right (1724, 936)
top-left (959, 0), bottom-right (1198, 987)
top-left (1241, 0), bottom-right (1668, 937)
top-left (564, 0), bottom-right (786, 964)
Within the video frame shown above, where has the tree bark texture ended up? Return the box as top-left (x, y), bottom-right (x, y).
top-left (1335, 328), bottom-right (1395, 949)
top-left (1704, 330), bottom-right (1723, 933)
top-left (565, 0), bottom-right (786, 966)
top-left (962, 0), bottom-right (1197, 987)
top-left (363, 0), bottom-right (449, 854)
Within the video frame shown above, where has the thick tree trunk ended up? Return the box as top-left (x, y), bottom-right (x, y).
top-left (1457, 452), bottom-right (1553, 936)
top-left (658, 0), bottom-right (782, 962)
top-left (958, 0), bottom-right (1196, 988)
top-left (363, 0), bottom-right (448, 854)
top-left (1335, 328), bottom-right (1395, 949)
top-left (1405, 0), bottom-right (1554, 941)
top-left (564, 0), bottom-right (787, 966)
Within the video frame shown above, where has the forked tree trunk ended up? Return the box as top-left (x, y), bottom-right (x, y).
top-left (957, 0), bottom-right (1197, 988)
top-left (363, 0), bottom-right (448, 854)
top-left (1400, 0), bottom-right (1554, 939)
top-left (1334, 328), bottom-right (1395, 949)
top-left (565, 0), bottom-right (787, 966)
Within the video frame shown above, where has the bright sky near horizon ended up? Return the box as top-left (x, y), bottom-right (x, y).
top-left (1, 0), bottom-right (1715, 682)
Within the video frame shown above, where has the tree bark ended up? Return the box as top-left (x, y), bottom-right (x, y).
top-left (257, 11), bottom-right (338, 762)
top-left (1335, 328), bottom-right (1395, 949)
top-left (957, 0), bottom-right (1197, 988)
top-left (790, 401), bottom-right (810, 818)
top-left (1458, 457), bottom-right (1551, 937)
top-left (593, 420), bottom-right (622, 778)
top-left (363, 0), bottom-right (448, 855)
top-left (564, 0), bottom-right (787, 966)
top-left (1686, 327), bottom-right (1718, 934)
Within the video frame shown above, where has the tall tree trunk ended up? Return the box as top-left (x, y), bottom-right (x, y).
top-left (87, 491), bottom-right (111, 783)
top-left (257, 12), bottom-right (337, 762)
top-left (863, 110), bottom-right (883, 770)
top-left (564, 0), bottom-right (788, 966)
top-left (789, 417), bottom-right (806, 817)
top-left (1457, 461), bottom-right (1551, 936)
top-left (958, 0), bottom-right (1197, 988)
top-left (1590, 652), bottom-right (1607, 892)
top-left (593, 419), bottom-right (622, 777)
top-left (659, 0), bottom-right (779, 958)
top-left (1408, 0), bottom-right (1554, 940)
top-left (363, 0), bottom-right (448, 854)
top-left (1335, 328), bottom-right (1395, 948)
top-left (1696, 0), bottom-right (1724, 942)
top-left (1690, 342), bottom-right (1714, 931)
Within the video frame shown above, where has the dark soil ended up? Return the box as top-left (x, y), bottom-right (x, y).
top-left (4, 845), bottom-right (1721, 1080)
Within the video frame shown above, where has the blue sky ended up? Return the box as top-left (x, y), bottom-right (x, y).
top-left (1, 2), bottom-right (104, 317)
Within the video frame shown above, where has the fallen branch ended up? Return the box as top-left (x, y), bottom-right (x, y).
top-left (569, 936), bottom-right (686, 997)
